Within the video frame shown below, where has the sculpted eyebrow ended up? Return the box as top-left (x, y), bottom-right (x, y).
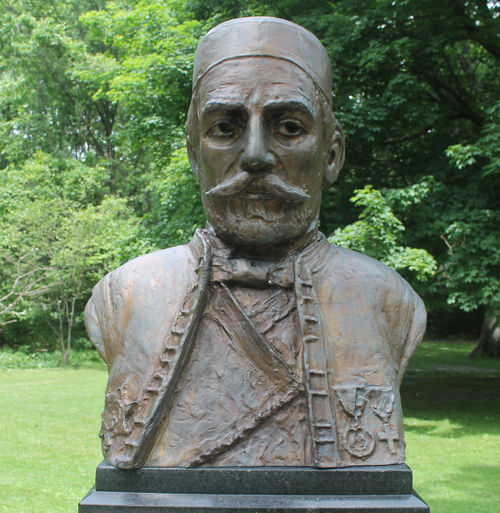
top-left (264, 101), bottom-right (314, 118)
top-left (202, 101), bottom-right (246, 117)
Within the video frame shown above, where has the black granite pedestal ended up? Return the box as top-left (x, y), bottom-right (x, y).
top-left (79, 462), bottom-right (429, 512)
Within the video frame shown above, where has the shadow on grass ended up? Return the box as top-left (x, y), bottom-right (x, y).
top-left (401, 365), bottom-right (500, 438)
top-left (409, 340), bottom-right (500, 368)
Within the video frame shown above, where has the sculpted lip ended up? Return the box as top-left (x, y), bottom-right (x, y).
top-left (244, 179), bottom-right (266, 193)
top-left (240, 179), bottom-right (273, 198)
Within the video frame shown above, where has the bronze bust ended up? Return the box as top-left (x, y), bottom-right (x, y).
top-left (85, 17), bottom-right (426, 470)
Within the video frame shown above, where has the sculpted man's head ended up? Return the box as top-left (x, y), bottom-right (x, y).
top-left (186, 17), bottom-right (345, 250)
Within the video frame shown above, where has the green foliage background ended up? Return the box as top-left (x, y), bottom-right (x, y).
top-left (0, 0), bottom-right (499, 355)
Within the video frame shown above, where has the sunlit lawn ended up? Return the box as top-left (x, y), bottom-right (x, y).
top-left (1, 341), bottom-right (499, 512)
top-left (402, 341), bottom-right (500, 512)
top-left (0, 364), bottom-right (107, 512)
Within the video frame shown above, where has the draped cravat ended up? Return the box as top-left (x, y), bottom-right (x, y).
top-left (211, 256), bottom-right (295, 289)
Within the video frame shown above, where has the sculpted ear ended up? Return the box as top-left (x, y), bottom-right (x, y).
top-left (186, 135), bottom-right (200, 183)
top-left (324, 126), bottom-right (345, 187)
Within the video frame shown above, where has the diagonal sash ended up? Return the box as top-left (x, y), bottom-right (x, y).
top-left (211, 283), bottom-right (301, 386)
top-left (185, 283), bottom-right (303, 466)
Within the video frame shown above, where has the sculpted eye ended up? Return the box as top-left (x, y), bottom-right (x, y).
top-left (209, 121), bottom-right (239, 138)
top-left (275, 119), bottom-right (305, 137)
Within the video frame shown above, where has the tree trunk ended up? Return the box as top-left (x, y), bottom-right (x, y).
top-left (470, 308), bottom-right (500, 358)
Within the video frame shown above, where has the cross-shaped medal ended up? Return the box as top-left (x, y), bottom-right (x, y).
top-left (377, 422), bottom-right (399, 454)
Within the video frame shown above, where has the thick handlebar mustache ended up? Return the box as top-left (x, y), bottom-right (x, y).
top-left (205, 172), bottom-right (311, 203)
top-left (263, 174), bottom-right (311, 203)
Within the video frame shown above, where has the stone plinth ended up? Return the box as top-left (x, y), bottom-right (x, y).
top-left (79, 462), bottom-right (429, 512)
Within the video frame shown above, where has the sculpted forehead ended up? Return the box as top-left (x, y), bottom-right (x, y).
top-left (197, 58), bottom-right (319, 116)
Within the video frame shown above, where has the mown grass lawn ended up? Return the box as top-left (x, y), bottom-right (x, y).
top-left (0, 364), bottom-right (107, 512)
top-left (402, 341), bottom-right (500, 512)
top-left (1, 341), bottom-right (499, 512)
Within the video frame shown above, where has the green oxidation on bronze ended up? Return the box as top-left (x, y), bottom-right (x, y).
top-left (84, 17), bottom-right (426, 470)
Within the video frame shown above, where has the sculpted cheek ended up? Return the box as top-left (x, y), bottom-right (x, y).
top-left (275, 145), bottom-right (322, 189)
top-left (200, 144), bottom-right (238, 186)
top-left (200, 145), bottom-right (219, 172)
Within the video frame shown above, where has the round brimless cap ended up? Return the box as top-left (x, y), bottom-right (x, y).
top-left (192, 17), bottom-right (332, 107)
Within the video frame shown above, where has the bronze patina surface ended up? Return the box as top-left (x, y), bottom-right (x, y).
top-left (85, 17), bottom-right (426, 470)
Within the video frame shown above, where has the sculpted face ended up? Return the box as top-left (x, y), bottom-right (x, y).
top-left (187, 57), bottom-right (343, 250)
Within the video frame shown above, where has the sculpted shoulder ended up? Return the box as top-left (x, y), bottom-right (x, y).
top-left (319, 242), bottom-right (413, 297)
top-left (85, 243), bottom-right (199, 362)
top-left (313, 240), bottom-right (426, 384)
top-left (101, 244), bottom-right (196, 295)
top-left (312, 240), bottom-right (426, 332)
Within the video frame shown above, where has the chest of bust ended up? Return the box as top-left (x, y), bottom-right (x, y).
top-left (148, 284), bottom-right (311, 467)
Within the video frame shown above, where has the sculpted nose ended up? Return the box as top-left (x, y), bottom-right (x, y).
top-left (239, 116), bottom-right (276, 173)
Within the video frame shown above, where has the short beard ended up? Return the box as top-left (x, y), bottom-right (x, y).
top-left (202, 194), bottom-right (319, 249)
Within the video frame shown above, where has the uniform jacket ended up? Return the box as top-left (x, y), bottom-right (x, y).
top-left (85, 229), bottom-right (426, 469)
